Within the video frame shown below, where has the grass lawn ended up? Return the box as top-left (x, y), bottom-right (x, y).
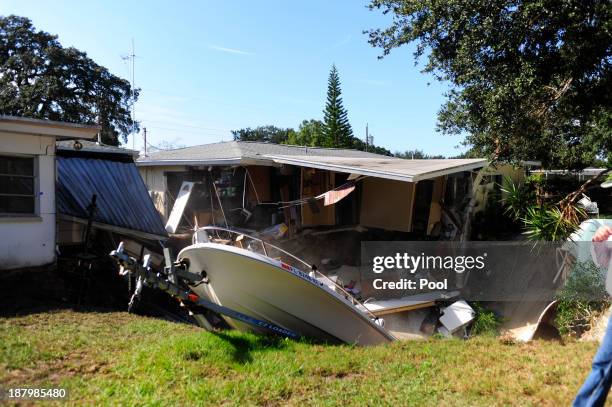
top-left (0, 310), bottom-right (600, 406)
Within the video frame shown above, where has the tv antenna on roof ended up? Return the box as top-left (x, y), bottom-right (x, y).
top-left (121, 38), bottom-right (137, 149)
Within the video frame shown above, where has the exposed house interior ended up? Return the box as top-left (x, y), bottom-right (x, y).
top-left (136, 142), bottom-right (496, 273)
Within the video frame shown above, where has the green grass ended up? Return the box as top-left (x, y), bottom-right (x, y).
top-left (0, 310), bottom-right (600, 406)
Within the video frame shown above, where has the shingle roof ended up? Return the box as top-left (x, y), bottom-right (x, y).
top-left (137, 141), bottom-right (390, 165)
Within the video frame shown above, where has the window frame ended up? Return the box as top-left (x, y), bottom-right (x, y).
top-left (0, 154), bottom-right (39, 217)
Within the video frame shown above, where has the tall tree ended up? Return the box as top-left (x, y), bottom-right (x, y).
top-left (322, 65), bottom-right (354, 148)
top-left (231, 125), bottom-right (295, 144)
top-left (0, 15), bottom-right (138, 145)
top-left (366, 1), bottom-right (611, 169)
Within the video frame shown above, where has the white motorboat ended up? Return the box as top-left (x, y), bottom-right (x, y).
top-left (177, 226), bottom-right (395, 346)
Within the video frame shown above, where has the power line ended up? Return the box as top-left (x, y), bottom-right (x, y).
top-left (141, 119), bottom-right (232, 133)
top-left (140, 87), bottom-right (300, 116)
top-left (144, 125), bottom-right (231, 137)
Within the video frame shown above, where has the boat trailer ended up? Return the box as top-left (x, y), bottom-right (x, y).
top-left (109, 242), bottom-right (300, 340)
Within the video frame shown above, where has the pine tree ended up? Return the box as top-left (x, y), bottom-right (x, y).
top-left (322, 64), bottom-right (354, 148)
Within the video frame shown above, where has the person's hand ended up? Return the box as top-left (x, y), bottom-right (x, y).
top-left (592, 226), bottom-right (612, 268)
top-left (593, 226), bottom-right (612, 242)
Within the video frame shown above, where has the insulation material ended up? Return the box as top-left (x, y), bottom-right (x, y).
top-left (165, 181), bottom-right (194, 233)
top-left (301, 168), bottom-right (335, 226)
top-left (360, 177), bottom-right (414, 232)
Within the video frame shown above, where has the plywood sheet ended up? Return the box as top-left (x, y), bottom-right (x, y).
top-left (360, 178), bottom-right (414, 232)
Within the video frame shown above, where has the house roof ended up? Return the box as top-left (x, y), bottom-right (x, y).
top-left (57, 140), bottom-right (138, 158)
top-left (136, 140), bottom-right (488, 182)
top-left (0, 115), bottom-right (100, 140)
top-left (57, 155), bottom-right (168, 241)
top-left (137, 140), bottom-right (389, 166)
top-left (268, 155), bottom-right (488, 182)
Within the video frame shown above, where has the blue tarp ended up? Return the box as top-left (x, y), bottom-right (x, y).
top-left (57, 156), bottom-right (167, 239)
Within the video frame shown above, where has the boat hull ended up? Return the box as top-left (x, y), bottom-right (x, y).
top-left (178, 243), bottom-right (394, 346)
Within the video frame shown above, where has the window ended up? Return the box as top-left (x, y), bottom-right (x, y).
top-left (0, 155), bottom-right (36, 215)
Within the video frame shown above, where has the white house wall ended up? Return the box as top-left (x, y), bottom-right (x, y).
top-left (0, 131), bottom-right (56, 270)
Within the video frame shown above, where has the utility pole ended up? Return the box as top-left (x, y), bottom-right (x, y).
top-left (143, 127), bottom-right (147, 157)
top-left (365, 123), bottom-right (369, 152)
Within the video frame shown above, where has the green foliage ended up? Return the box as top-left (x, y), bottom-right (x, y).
top-left (500, 176), bottom-right (533, 221)
top-left (232, 119), bottom-right (393, 155)
top-left (394, 149), bottom-right (445, 159)
top-left (353, 137), bottom-right (392, 155)
top-left (0, 15), bottom-right (138, 145)
top-left (500, 177), bottom-right (584, 241)
top-left (366, 1), bottom-right (612, 169)
top-left (231, 125), bottom-right (296, 144)
top-left (285, 119), bottom-right (325, 146)
top-left (555, 261), bottom-right (610, 336)
top-left (470, 303), bottom-right (502, 337)
top-left (522, 206), bottom-right (582, 241)
top-left (322, 64), bottom-right (354, 148)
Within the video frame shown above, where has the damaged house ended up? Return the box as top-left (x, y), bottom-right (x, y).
top-left (136, 141), bottom-right (491, 253)
top-left (134, 141), bottom-right (544, 342)
top-left (135, 141), bottom-right (541, 339)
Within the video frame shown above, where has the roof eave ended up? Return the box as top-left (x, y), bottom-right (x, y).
top-left (266, 155), bottom-right (488, 182)
top-left (0, 116), bottom-right (100, 140)
top-left (135, 157), bottom-right (277, 167)
top-left (411, 160), bottom-right (489, 181)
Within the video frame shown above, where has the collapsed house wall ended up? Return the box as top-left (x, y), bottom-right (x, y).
top-left (139, 165), bottom-right (187, 221)
top-left (134, 144), bottom-right (516, 246)
top-left (360, 177), bottom-right (415, 232)
top-left (138, 162), bottom-right (485, 241)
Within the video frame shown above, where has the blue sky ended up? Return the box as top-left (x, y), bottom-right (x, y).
top-left (2, 0), bottom-right (467, 156)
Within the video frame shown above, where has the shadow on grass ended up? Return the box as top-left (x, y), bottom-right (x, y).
top-left (0, 262), bottom-right (194, 325)
top-left (210, 331), bottom-right (294, 364)
top-left (210, 330), bottom-right (341, 364)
